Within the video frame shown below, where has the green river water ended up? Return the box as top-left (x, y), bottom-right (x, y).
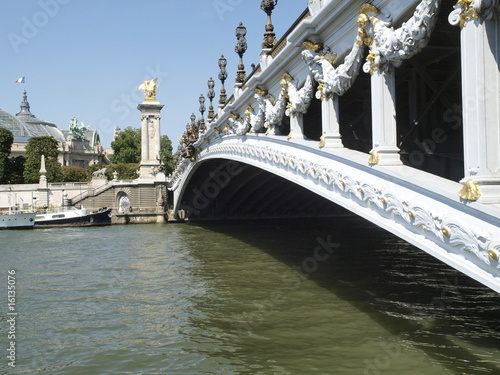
top-left (1, 217), bottom-right (499, 374)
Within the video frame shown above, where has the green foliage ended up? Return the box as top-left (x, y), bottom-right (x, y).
top-left (5, 156), bottom-right (25, 184)
top-left (87, 163), bottom-right (105, 179)
top-left (107, 163), bottom-right (140, 180)
top-left (0, 128), bottom-right (14, 184)
top-left (110, 127), bottom-right (174, 175)
top-left (111, 127), bottom-right (141, 164)
top-left (87, 163), bottom-right (139, 180)
top-left (61, 166), bottom-right (89, 182)
top-left (23, 136), bottom-right (62, 183)
top-left (160, 135), bottom-right (174, 175)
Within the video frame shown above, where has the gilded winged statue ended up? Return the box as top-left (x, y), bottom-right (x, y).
top-left (138, 78), bottom-right (159, 100)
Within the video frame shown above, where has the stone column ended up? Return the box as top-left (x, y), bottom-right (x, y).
top-left (321, 95), bottom-right (343, 148)
top-left (370, 69), bottom-right (402, 165)
top-left (137, 101), bottom-right (164, 181)
top-left (289, 114), bottom-right (305, 139)
top-left (459, 17), bottom-right (500, 202)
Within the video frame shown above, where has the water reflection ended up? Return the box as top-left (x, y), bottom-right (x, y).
top-left (188, 217), bottom-right (500, 374)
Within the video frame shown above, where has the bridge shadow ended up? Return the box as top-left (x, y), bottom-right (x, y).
top-left (191, 216), bottom-right (500, 374)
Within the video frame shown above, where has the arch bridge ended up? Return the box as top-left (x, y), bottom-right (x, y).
top-left (168, 0), bottom-right (500, 292)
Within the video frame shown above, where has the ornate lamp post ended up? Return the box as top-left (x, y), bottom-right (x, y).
top-left (207, 77), bottom-right (215, 121)
top-left (235, 22), bottom-right (247, 83)
top-left (261, 0), bottom-right (278, 49)
top-left (198, 94), bottom-right (206, 134)
top-left (218, 55), bottom-right (228, 105)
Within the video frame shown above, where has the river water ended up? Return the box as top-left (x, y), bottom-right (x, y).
top-left (1, 217), bottom-right (499, 375)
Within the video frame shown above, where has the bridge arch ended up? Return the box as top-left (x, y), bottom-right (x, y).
top-left (169, 0), bottom-right (500, 292)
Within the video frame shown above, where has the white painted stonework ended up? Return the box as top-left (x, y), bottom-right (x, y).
top-left (170, 0), bottom-right (500, 292)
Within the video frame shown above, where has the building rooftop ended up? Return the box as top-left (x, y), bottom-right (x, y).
top-left (0, 90), bottom-right (66, 143)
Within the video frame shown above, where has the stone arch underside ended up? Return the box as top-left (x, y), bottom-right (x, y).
top-left (178, 158), bottom-right (349, 220)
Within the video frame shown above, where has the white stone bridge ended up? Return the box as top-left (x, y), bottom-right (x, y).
top-left (168, 0), bottom-right (500, 292)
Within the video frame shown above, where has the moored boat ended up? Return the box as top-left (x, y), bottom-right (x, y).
top-left (0, 207), bottom-right (36, 230)
top-left (34, 207), bottom-right (112, 228)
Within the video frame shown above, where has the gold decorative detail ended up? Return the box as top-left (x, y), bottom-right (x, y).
top-left (408, 211), bottom-right (415, 220)
top-left (359, 3), bottom-right (381, 17)
top-left (138, 78), bottom-right (159, 101)
top-left (302, 40), bottom-right (324, 52)
top-left (229, 112), bottom-right (240, 119)
top-left (422, 225), bottom-right (427, 231)
top-left (340, 180), bottom-right (346, 187)
top-left (488, 250), bottom-right (499, 262)
top-left (204, 138), bottom-right (210, 144)
top-left (325, 172), bottom-right (330, 180)
top-left (325, 52), bottom-right (337, 65)
top-left (287, 132), bottom-right (293, 140)
top-left (381, 197), bottom-right (387, 205)
top-left (255, 87), bottom-right (268, 96)
top-left (357, 4), bottom-right (380, 46)
top-left (458, 179), bottom-right (481, 201)
top-left (319, 136), bottom-right (326, 148)
top-left (224, 124), bottom-right (231, 133)
top-left (358, 188), bottom-right (364, 195)
top-left (281, 73), bottom-right (293, 86)
top-left (214, 128), bottom-right (221, 134)
top-left (456, 0), bottom-right (480, 29)
top-left (368, 150), bottom-right (380, 165)
top-left (442, 227), bottom-right (451, 238)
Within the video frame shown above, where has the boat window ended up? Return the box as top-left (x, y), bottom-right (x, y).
top-left (52, 214), bottom-right (65, 218)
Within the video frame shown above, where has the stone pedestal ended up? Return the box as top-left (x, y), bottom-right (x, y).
top-left (371, 69), bottom-right (402, 165)
top-left (137, 100), bottom-right (164, 181)
top-left (321, 95), bottom-right (343, 148)
top-left (288, 114), bottom-right (305, 139)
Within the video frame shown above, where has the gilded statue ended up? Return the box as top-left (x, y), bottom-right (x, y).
top-left (138, 78), bottom-right (159, 101)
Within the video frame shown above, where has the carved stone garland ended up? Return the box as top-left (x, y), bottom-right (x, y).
top-left (360, 0), bottom-right (442, 74)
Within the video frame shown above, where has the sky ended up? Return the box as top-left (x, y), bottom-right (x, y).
top-left (1, 0), bottom-right (308, 148)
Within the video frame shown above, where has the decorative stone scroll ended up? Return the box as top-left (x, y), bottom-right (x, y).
top-left (449, 0), bottom-right (499, 28)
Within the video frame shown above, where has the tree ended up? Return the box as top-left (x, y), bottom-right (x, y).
top-left (0, 128), bottom-right (14, 184)
top-left (5, 156), bottom-right (25, 184)
top-left (23, 136), bottom-right (62, 183)
top-left (160, 135), bottom-right (174, 174)
top-left (61, 166), bottom-right (88, 182)
top-left (111, 126), bottom-right (141, 164)
top-left (111, 127), bottom-right (175, 175)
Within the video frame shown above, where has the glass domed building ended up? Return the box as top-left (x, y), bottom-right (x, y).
top-left (0, 91), bottom-right (108, 167)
